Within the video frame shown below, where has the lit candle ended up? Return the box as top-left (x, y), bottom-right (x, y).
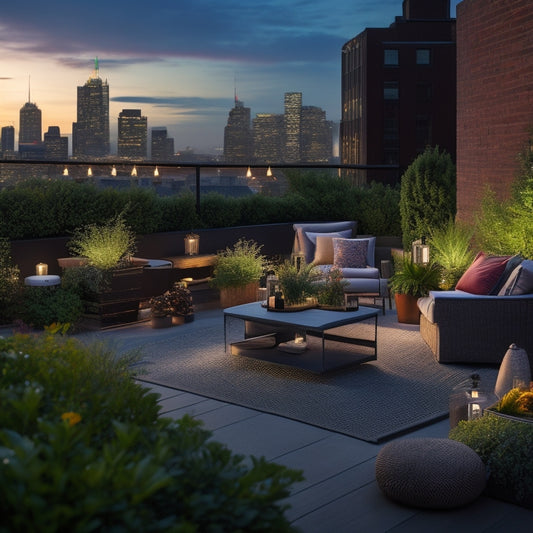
top-left (36, 263), bottom-right (48, 276)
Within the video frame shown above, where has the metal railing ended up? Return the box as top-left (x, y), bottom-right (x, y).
top-left (0, 159), bottom-right (399, 214)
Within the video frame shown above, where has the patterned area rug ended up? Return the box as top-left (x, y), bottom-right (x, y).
top-left (90, 309), bottom-right (498, 443)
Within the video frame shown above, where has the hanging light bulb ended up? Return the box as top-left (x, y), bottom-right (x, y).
top-left (131, 165), bottom-right (137, 177)
top-left (87, 167), bottom-right (93, 177)
top-left (154, 166), bottom-right (159, 177)
top-left (63, 167), bottom-right (68, 176)
top-left (246, 166), bottom-right (252, 178)
top-left (266, 166), bottom-right (273, 177)
top-left (111, 165), bottom-right (117, 177)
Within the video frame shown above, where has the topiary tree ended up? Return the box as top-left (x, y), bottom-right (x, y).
top-left (399, 146), bottom-right (456, 249)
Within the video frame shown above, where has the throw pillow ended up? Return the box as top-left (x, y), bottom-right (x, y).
top-left (499, 260), bottom-right (533, 295)
top-left (455, 251), bottom-right (511, 295)
top-left (313, 235), bottom-right (336, 265)
top-left (333, 238), bottom-right (369, 269)
top-left (490, 254), bottom-right (523, 294)
top-left (300, 229), bottom-right (352, 264)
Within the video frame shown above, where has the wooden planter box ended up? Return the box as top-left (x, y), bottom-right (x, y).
top-left (82, 266), bottom-right (143, 328)
top-left (219, 282), bottom-right (259, 309)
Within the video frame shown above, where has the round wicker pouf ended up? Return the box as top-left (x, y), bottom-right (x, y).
top-left (375, 438), bottom-right (487, 509)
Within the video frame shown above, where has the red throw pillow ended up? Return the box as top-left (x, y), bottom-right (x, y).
top-left (455, 251), bottom-right (511, 295)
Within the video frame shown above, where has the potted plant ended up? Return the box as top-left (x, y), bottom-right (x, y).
top-left (166, 282), bottom-right (194, 324)
top-left (389, 254), bottom-right (441, 324)
top-left (149, 293), bottom-right (172, 328)
top-left (275, 261), bottom-right (321, 307)
top-left (211, 238), bottom-right (268, 308)
top-left (317, 267), bottom-right (349, 309)
top-left (61, 212), bottom-right (145, 328)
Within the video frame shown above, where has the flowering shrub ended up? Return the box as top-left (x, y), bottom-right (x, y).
top-left (0, 333), bottom-right (302, 531)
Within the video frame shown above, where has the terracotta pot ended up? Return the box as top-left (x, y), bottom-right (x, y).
top-left (171, 315), bottom-right (185, 326)
top-left (219, 281), bottom-right (260, 308)
top-left (394, 293), bottom-right (420, 324)
top-left (151, 315), bottom-right (172, 329)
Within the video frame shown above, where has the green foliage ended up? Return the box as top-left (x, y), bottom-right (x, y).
top-left (429, 218), bottom-right (475, 289)
top-left (0, 172), bottom-right (403, 239)
top-left (275, 261), bottom-right (321, 305)
top-left (211, 238), bottom-right (268, 289)
top-left (399, 146), bottom-right (456, 249)
top-left (0, 238), bottom-right (21, 324)
top-left (316, 267), bottom-right (348, 307)
top-left (0, 333), bottom-right (302, 531)
top-left (388, 255), bottom-right (442, 297)
top-left (61, 265), bottom-right (107, 300)
top-left (357, 182), bottom-right (402, 236)
top-left (67, 211), bottom-right (137, 269)
top-left (18, 286), bottom-right (83, 330)
top-left (449, 414), bottom-right (533, 504)
top-left (474, 184), bottom-right (533, 259)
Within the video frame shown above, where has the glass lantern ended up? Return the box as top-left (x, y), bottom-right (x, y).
top-left (184, 233), bottom-right (200, 255)
top-left (449, 373), bottom-right (498, 429)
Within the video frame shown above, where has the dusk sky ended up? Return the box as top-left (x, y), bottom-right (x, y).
top-left (1, 0), bottom-right (459, 155)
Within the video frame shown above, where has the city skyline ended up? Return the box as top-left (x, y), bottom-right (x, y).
top-left (0, 0), bottom-right (459, 155)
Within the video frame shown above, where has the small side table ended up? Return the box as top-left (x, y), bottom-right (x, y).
top-left (24, 275), bottom-right (61, 287)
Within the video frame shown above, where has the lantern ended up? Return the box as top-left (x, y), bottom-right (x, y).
top-left (449, 373), bottom-right (497, 429)
top-left (412, 238), bottom-right (430, 264)
top-left (184, 233), bottom-right (200, 255)
top-left (35, 262), bottom-right (48, 276)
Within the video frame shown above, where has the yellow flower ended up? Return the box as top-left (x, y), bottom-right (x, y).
top-left (61, 412), bottom-right (82, 426)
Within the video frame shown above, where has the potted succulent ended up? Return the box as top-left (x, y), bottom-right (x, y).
top-left (211, 238), bottom-right (268, 308)
top-left (167, 282), bottom-right (194, 324)
top-left (61, 212), bottom-right (146, 328)
top-left (149, 293), bottom-right (172, 328)
top-left (389, 254), bottom-right (441, 324)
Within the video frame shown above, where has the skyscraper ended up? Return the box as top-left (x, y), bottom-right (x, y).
top-left (283, 92), bottom-right (302, 163)
top-left (118, 109), bottom-right (148, 159)
top-left (1, 126), bottom-right (15, 156)
top-left (19, 94), bottom-right (42, 145)
top-left (341, 0), bottom-right (456, 184)
top-left (300, 106), bottom-right (332, 163)
top-left (72, 58), bottom-right (110, 159)
top-left (223, 97), bottom-right (251, 163)
top-left (151, 127), bottom-right (175, 161)
top-left (44, 126), bottom-right (68, 160)
top-left (252, 114), bottom-right (284, 163)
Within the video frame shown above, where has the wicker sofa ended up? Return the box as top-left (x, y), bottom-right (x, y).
top-left (417, 256), bottom-right (533, 368)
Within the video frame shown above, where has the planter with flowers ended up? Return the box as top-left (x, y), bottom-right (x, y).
top-left (167, 282), bottom-right (194, 324)
top-left (149, 293), bottom-right (172, 328)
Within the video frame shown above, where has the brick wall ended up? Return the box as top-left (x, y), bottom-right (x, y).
top-left (456, 0), bottom-right (533, 222)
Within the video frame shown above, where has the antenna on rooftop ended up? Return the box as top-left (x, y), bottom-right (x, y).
top-left (28, 75), bottom-right (31, 103)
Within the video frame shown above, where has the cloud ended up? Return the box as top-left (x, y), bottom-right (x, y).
top-left (111, 95), bottom-right (231, 116)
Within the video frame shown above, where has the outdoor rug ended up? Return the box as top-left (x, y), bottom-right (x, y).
top-left (97, 309), bottom-right (499, 443)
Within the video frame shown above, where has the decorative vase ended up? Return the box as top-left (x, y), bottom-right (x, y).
top-left (394, 293), bottom-right (420, 324)
top-left (151, 315), bottom-right (172, 329)
top-left (494, 343), bottom-right (531, 398)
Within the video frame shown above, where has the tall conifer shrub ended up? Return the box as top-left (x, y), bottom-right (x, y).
top-left (399, 146), bottom-right (456, 249)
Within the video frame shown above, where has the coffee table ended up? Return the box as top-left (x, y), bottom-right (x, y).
top-left (224, 302), bottom-right (379, 373)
